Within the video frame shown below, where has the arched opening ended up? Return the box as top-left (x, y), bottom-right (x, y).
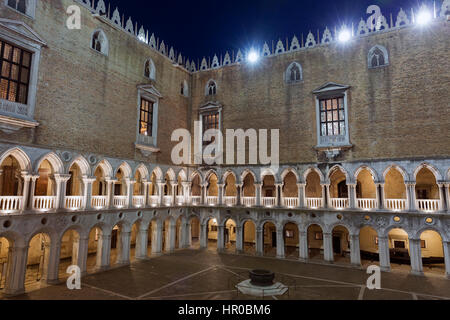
top-left (415, 167), bottom-right (440, 212)
top-left (113, 168), bottom-right (127, 208)
top-left (388, 228), bottom-right (411, 272)
top-left (110, 224), bottom-right (122, 266)
top-left (92, 165), bottom-right (107, 209)
top-left (224, 173), bottom-right (237, 206)
top-left (164, 173), bottom-right (173, 206)
top-left (190, 173), bottom-right (202, 205)
top-left (34, 160), bottom-right (56, 211)
top-left (133, 170), bottom-right (145, 208)
top-left (206, 173), bottom-right (218, 206)
top-left (282, 171), bottom-right (298, 208)
top-left (190, 216), bottom-right (200, 249)
top-left (58, 229), bottom-right (81, 280)
top-left (130, 222), bottom-right (139, 262)
top-left (25, 233), bottom-right (51, 290)
top-left (307, 224), bottom-right (324, 261)
top-left (284, 223), bottom-right (299, 259)
top-left (420, 230), bottom-right (445, 276)
top-left (223, 219), bottom-right (237, 253)
top-left (66, 163), bottom-right (83, 210)
top-left (356, 168), bottom-right (377, 210)
top-left (263, 221), bottom-right (277, 257)
top-left (384, 167), bottom-right (407, 211)
top-left (87, 226), bottom-right (104, 273)
top-left (243, 220), bottom-right (256, 255)
top-left (242, 172), bottom-right (256, 207)
top-left (149, 172), bottom-right (158, 206)
top-left (207, 218), bottom-right (219, 250)
top-left (175, 175), bottom-right (184, 205)
top-left (0, 237), bottom-right (11, 290)
top-left (0, 155), bottom-right (23, 212)
top-left (305, 170), bottom-right (323, 208)
top-left (147, 220), bottom-right (159, 256)
top-left (163, 217), bottom-right (173, 252)
top-left (359, 226), bottom-right (380, 268)
top-left (206, 80), bottom-right (217, 96)
top-left (329, 167), bottom-right (348, 209)
top-left (262, 174), bottom-right (276, 207)
top-left (91, 30), bottom-right (108, 55)
top-left (331, 226), bottom-right (350, 264)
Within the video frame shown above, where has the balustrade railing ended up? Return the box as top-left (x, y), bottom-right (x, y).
top-left (330, 198), bottom-right (348, 210)
top-left (0, 196), bottom-right (22, 212)
top-left (283, 197), bottom-right (298, 208)
top-left (384, 199), bottom-right (407, 211)
top-left (65, 196), bottom-right (84, 210)
top-left (357, 198), bottom-right (378, 210)
top-left (149, 195), bottom-right (159, 206)
top-left (191, 196), bottom-right (201, 205)
top-left (306, 197), bottom-right (323, 209)
top-left (33, 196), bottom-right (57, 211)
top-left (132, 195), bottom-right (145, 207)
top-left (242, 197), bottom-right (256, 207)
top-left (206, 196), bottom-right (219, 206)
top-left (176, 195), bottom-right (185, 205)
top-left (416, 199), bottom-right (440, 212)
top-left (91, 195), bottom-right (108, 209)
top-left (113, 196), bottom-right (128, 208)
top-left (224, 196), bottom-right (237, 206)
top-left (163, 195), bottom-right (173, 206)
top-left (262, 197), bottom-right (276, 207)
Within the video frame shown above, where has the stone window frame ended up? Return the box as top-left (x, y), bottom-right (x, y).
top-left (144, 58), bottom-right (156, 80)
top-left (0, 18), bottom-right (45, 132)
top-left (313, 82), bottom-right (352, 150)
top-left (195, 102), bottom-right (223, 164)
top-left (368, 45), bottom-right (389, 69)
top-left (135, 84), bottom-right (162, 155)
top-left (205, 79), bottom-right (217, 96)
top-left (284, 61), bottom-right (303, 84)
top-left (90, 29), bottom-right (109, 56)
top-left (4, 0), bottom-right (36, 19)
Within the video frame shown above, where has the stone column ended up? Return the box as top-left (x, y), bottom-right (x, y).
top-left (444, 184), bottom-right (450, 213)
top-left (126, 179), bottom-right (136, 208)
top-left (348, 183), bottom-right (357, 209)
top-left (180, 221), bottom-right (190, 249)
top-left (54, 174), bottom-right (71, 210)
top-left (236, 226), bottom-right (243, 253)
top-left (297, 183), bottom-right (306, 208)
top-left (200, 223), bottom-right (208, 249)
top-left (75, 236), bottom-right (89, 275)
top-left (409, 238), bottom-right (424, 276)
top-left (218, 184), bottom-right (224, 205)
top-left (255, 227), bottom-right (263, 256)
top-left (168, 224), bottom-right (176, 252)
top-left (438, 183), bottom-right (445, 212)
top-left (443, 241), bottom-right (450, 278)
top-left (135, 226), bottom-right (149, 259)
top-left (152, 222), bottom-right (163, 254)
top-left (157, 181), bottom-right (165, 206)
top-left (217, 225), bottom-right (225, 251)
top-left (97, 233), bottom-right (111, 270)
top-left (255, 183), bottom-right (262, 206)
top-left (406, 182), bottom-right (416, 211)
top-left (236, 184), bottom-right (243, 206)
top-left (349, 234), bottom-right (361, 266)
top-left (28, 175), bottom-right (39, 210)
top-left (323, 232), bottom-right (334, 262)
top-left (20, 173), bottom-right (31, 211)
top-left (82, 177), bottom-right (96, 210)
top-left (182, 181), bottom-right (191, 205)
top-left (171, 182), bottom-right (177, 206)
top-left (377, 183), bottom-right (384, 210)
top-left (276, 229), bottom-right (285, 259)
top-left (4, 245), bottom-right (28, 296)
top-left (275, 183), bottom-right (282, 207)
top-left (117, 231), bottom-right (131, 265)
top-left (324, 184), bottom-right (331, 208)
top-left (46, 239), bottom-right (62, 284)
top-left (378, 236), bottom-right (391, 272)
top-left (106, 178), bottom-right (115, 209)
top-left (299, 231), bottom-right (309, 261)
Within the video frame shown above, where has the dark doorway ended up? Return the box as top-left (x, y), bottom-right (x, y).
top-left (333, 236), bottom-right (341, 254)
top-left (272, 232), bottom-right (277, 247)
top-left (111, 229), bottom-right (118, 249)
top-left (337, 181), bottom-right (348, 198)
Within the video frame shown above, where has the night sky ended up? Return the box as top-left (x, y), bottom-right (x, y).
top-left (104, 0), bottom-right (437, 61)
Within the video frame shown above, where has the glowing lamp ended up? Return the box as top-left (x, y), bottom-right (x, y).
top-left (416, 8), bottom-right (432, 25)
top-left (338, 29), bottom-right (351, 43)
top-left (247, 50), bottom-right (260, 63)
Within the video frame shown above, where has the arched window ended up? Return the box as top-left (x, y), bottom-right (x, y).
top-left (144, 58), bottom-right (156, 80)
top-left (368, 45), bottom-right (389, 68)
top-left (91, 30), bottom-right (108, 55)
top-left (285, 62), bottom-right (303, 83)
top-left (206, 80), bottom-right (217, 96)
top-left (181, 80), bottom-right (189, 97)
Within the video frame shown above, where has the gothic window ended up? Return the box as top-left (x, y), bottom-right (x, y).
top-left (202, 112), bottom-right (219, 146)
top-left (144, 58), bottom-right (156, 80)
top-left (285, 62), bottom-right (303, 83)
top-left (368, 45), bottom-right (389, 68)
top-left (139, 98), bottom-right (154, 137)
top-left (206, 80), bottom-right (217, 96)
top-left (181, 80), bottom-right (189, 97)
top-left (7, 0), bottom-right (26, 14)
top-left (319, 97), bottom-right (346, 137)
top-left (91, 30), bottom-right (108, 55)
top-left (0, 39), bottom-right (32, 104)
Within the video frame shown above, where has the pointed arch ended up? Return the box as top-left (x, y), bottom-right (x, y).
top-left (285, 61), bottom-right (303, 83)
top-left (222, 170), bottom-right (237, 184)
top-left (240, 169), bottom-right (257, 184)
top-left (368, 45), bottom-right (389, 68)
top-left (281, 167), bottom-right (299, 182)
top-left (68, 155), bottom-right (91, 176)
top-left (189, 170), bottom-right (203, 184)
top-left (413, 163), bottom-right (442, 181)
top-left (205, 169), bottom-right (219, 182)
top-left (327, 165), bottom-right (349, 181)
top-left (165, 168), bottom-right (176, 181)
top-left (34, 152), bottom-right (64, 174)
top-left (177, 168), bottom-right (187, 182)
top-left (354, 165), bottom-right (379, 183)
top-left (144, 58), bottom-right (156, 80)
top-left (205, 79), bottom-right (217, 96)
top-left (151, 166), bottom-right (163, 180)
top-left (303, 167), bottom-right (324, 183)
top-left (94, 159), bottom-right (113, 178)
top-left (0, 147), bottom-right (31, 172)
top-left (134, 164), bottom-right (149, 180)
top-left (91, 29), bottom-right (109, 55)
top-left (260, 168), bottom-right (277, 182)
top-left (115, 162), bottom-right (132, 178)
top-left (382, 164), bottom-right (408, 182)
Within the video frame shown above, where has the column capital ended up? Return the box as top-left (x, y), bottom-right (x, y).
top-left (181, 181), bottom-right (191, 187)
top-left (82, 176), bottom-right (97, 184)
top-left (236, 183), bottom-right (243, 188)
top-left (53, 174), bottom-right (71, 183)
top-left (297, 183), bottom-right (306, 187)
top-left (405, 181), bottom-right (416, 187)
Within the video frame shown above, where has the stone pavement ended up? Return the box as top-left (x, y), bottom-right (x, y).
top-left (6, 249), bottom-right (450, 300)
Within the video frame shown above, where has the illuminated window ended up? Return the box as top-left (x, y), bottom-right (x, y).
top-left (139, 98), bottom-right (154, 137)
top-left (0, 40), bottom-right (32, 104)
top-left (202, 112), bottom-right (219, 146)
top-left (319, 97), bottom-right (345, 137)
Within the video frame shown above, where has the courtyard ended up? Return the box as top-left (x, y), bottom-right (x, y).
top-left (6, 248), bottom-right (450, 300)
